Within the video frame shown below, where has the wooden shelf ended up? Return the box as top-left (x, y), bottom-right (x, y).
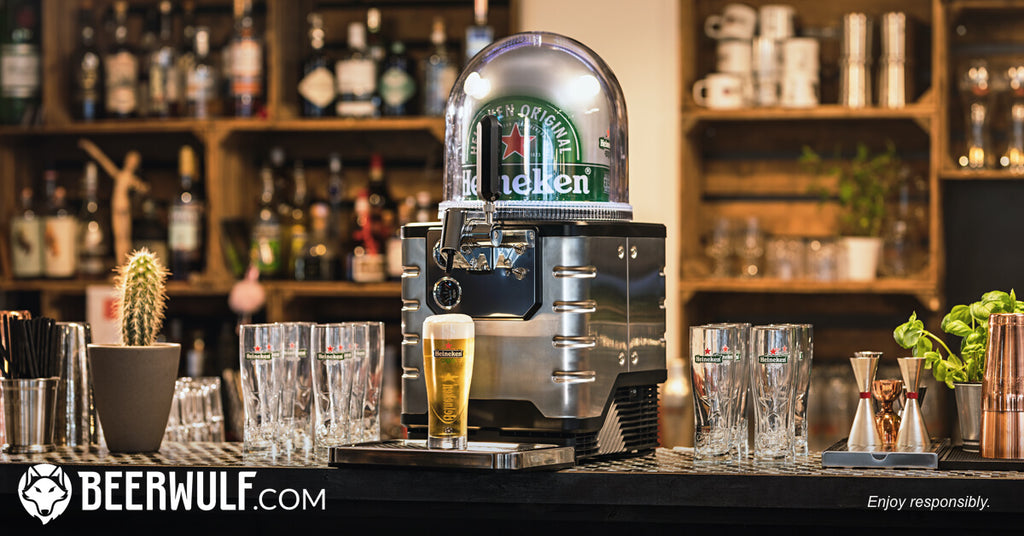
top-left (0, 117), bottom-right (445, 140)
top-left (679, 277), bottom-right (942, 311)
top-left (681, 103), bottom-right (937, 132)
top-left (0, 279), bottom-right (400, 298)
top-left (939, 168), bottom-right (1024, 180)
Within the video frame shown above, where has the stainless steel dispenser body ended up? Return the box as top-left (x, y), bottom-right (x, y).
top-left (401, 222), bottom-right (666, 459)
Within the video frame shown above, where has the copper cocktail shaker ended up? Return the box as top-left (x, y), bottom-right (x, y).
top-left (981, 313), bottom-right (1024, 459)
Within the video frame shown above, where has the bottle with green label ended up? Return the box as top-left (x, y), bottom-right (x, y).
top-left (379, 40), bottom-right (415, 116)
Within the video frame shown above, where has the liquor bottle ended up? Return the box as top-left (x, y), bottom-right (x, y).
top-left (367, 153), bottom-right (397, 223)
top-left (464, 0), bottom-right (494, 64)
top-left (326, 152), bottom-right (352, 278)
top-left (186, 27), bottom-right (218, 119)
top-left (0, 0), bottom-right (41, 125)
top-left (137, 5), bottom-right (158, 117)
top-left (366, 8), bottom-right (385, 67)
top-left (423, 17), bottom-right (457, 116)
top-left (295, 199), bottom-right (336, 281)
top-left (132, 198), bottom-right (169, 268)
top-left (43, 169), bottom-right (78, 279)
top-left (231, 0), bottom-right (263, 117)
top-left (386, 195), bottom-right (415, 279)
top-left (78, 162), bottom-right (112, 278)
top-left (299, 13), bottom-right (335, 117)
top-left (72, 0), bottom-right (104, 121)
top-left (349, 191), bottom-right (385, 282)
top-left (104, 0), bottom-right (138, 119)
top-left (169, 145), bottom-right (205, 280)
top-left (287, 160), bottom-right (309, 278)
top-left (335, 22), bottom-right (378, 118)
top-left (178, 0), bottom-right (197, 84)
top-left (10, 187), bottom-right (43, 278)
top-left (379, 40), bottom-right (415, 116)
top-left (185, 330), bottom-right (206, 377)
top-left (148, 1), bottom-right (180, 118)
top-left (250, 163), bottom-right (282, 278)
top-left (269, 146), bottom-right (293, 257)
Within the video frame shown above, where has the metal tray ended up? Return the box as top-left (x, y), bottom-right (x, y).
top-left (329, 439), bottom-right (575, 471)
top-left (821, 438), bottom-right (948, 469)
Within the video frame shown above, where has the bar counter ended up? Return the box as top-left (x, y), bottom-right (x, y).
top-left (2, 442), bottom-right (1024, 531)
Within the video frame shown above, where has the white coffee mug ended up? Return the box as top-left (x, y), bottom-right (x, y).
top-left (782, 37), bottom-right (820, 76)
top-left (705, 3), bottom-right (758, 40)
top-left (717, 40), bottom-right (753, 74)
top-left (760, 4), bottom-right (796, 41)
top-left (693, 73), bottom-right (745, 109)
top-left (781, 73), bottom-right (819, 108)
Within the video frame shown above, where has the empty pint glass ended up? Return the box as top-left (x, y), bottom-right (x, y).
top-left (311, 323), bottom-right (364, 450)
top-left (280, 322), bottom-right (314, 452)
top-left (690, 324), bottom-right (745, 460)
top-left (751, 325), bottom-right (797, 462)
top-left (239, 323), bottom-right (283, 454)
top-left (422, 314), bottom-right (475, 450)
top-left (787, 324), bottom-right (814, 455)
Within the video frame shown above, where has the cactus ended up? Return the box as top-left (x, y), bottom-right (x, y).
top-left (115, 249), bottom-right (170, 347)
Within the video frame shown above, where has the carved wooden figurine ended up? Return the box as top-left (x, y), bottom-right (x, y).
top-left (77, 139), bottom-right (148, 264)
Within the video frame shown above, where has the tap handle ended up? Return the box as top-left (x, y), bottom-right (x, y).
top-left (440, 207), bottom-right (466, 273)
top-left (477, 114), bottom-right (502, 203)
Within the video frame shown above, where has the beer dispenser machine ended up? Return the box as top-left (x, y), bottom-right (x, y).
top-left (399, 31), bottom-right (667, 461)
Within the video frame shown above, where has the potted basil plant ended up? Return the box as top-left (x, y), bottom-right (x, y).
top-left (87, 249), bottom-right (180, 453)
top-left (893, 290), bottom-right (1024, 451)
top-left (801, 142), bottom-right (900, 281)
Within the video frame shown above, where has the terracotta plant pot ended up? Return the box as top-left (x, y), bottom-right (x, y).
top-left (87, 343), bottom-right (180, 453)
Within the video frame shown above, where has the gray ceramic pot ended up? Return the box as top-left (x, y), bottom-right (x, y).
top-left (87, 343), bottom-right (180, 453)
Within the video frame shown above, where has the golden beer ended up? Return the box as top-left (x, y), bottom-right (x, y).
top-left (422, 314), bottom-right (475, 449)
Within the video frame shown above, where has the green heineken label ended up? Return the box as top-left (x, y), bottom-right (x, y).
top-left (461, 96), bottom-right (610, 202)
top-left (758, 354), bottom-right (789, 364)
top-left (693, 353), bottom-right (727, 364)
top-left (245, 351), bottom-right (278, 361)
top-left (317, 351), bottom-right (352, 361)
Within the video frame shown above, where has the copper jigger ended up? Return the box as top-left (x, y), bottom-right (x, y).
top-left (981, 313), bottom-right (1024, 459)
top-left (873, 379), bottom-right (903, 448)
top-left (848, 354), bottom-right (883, 450)
top-left (895, 357), bottom-right (930, 451)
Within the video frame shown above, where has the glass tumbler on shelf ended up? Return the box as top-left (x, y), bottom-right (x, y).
top-left (690, 324), bottom-right (745, 461)
top-left (239, 323), bottom-right (283, 455)
top-left (736, 217), bottom-right (765, 278)
top-left (959, 59), bottom-right (996, 169)
top-left (280, 322), bottom-right (314, 452)
top-left (750, 325), bottom-right (797, 462)
top-left (705, 217), bottom-right (734, 278)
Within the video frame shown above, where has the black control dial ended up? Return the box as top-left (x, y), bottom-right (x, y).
top-left (433, 277), bottom-right (462, 310)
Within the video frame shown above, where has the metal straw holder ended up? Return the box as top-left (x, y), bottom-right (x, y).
top-left (2, 377), bottom-right (58, 453)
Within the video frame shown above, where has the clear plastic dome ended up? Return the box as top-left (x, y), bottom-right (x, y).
top-left (441, 32), bottom-right (631, 221)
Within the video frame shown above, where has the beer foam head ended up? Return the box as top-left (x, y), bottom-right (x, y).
top-left (423, 314), bottom-right (475, 340)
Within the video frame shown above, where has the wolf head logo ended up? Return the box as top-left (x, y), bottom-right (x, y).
top-left (19, 464), bottom-right (72, 525)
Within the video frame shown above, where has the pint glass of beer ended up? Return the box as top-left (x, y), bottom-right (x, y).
top-left (422, 314), bottom-right (475, 450)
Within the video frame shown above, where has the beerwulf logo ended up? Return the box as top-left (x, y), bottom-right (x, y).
top-left (19, 464), bottom-right (72, 525)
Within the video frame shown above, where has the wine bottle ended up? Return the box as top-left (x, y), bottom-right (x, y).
top-left (78, 161), bottom-right (111, 278)
top-left (10, 186), bottom-right (43, 278)
top-left (0, 0), bottom-right (41, 125)
top-left (169, 145), bottom-right (205, 280)
top-left (72, 0), bottom-right (103, 121)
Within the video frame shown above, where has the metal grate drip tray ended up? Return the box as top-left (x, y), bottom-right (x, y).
top-left (328, 439), bottom-right (575, 471)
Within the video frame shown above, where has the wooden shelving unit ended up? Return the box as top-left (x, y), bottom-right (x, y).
top-left (0, 0), bottom-right (511, 325)
top-left (679, 0), bottom-right (947, 361)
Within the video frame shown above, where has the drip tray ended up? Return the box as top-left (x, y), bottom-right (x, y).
top-left (821, 438), bottom-right (948, 469)
top-left (328, 439), bottom-right (575, 471)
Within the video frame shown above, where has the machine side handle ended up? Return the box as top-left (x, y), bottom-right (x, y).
top-left (477, 114), bottom-right (502, 203)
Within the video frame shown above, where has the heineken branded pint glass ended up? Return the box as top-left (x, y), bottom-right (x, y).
top-left (422, 314), bottom-right (475, 450)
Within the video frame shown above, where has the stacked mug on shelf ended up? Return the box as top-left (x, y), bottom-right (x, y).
top-left (696, 3), bottom-right (818, 109)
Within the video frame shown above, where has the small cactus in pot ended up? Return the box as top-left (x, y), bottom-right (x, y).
top-left (88, 248), bottom-right (180, 452)
top-left (115, 248), bottom-right (169, 346)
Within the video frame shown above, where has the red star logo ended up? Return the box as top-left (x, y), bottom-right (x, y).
top-left (722, 345), bottom-right (730, 352)
top-left (253, 345), bottom-right (261, 352)
top-left (267, 345), bottom-right (272, 351)
top-left (782, 346), bottom-right (788, 353)
top-left (289, 342), bottom-right (295, 349)
top-left (446, 342), bottom-right (453, 349)
top-left (327, 345), bottom-right (333, 352)
top-left (770, 348), bottom-right (777, 355)
top-left (704, 348), bottom-right (711, 355)
top-left (501, 123), bottom-right (535, 159)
